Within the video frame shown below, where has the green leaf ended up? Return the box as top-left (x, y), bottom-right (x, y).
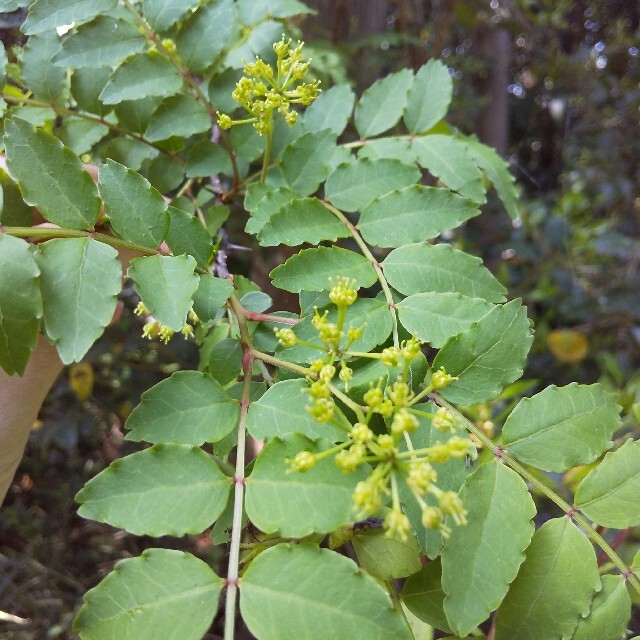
top-left (100, 52), bottom-right (183, 105)
top-left (56, 119), bottom-right (109, 156)
top-left (143, 0), bottom-right (200, 32)
top-left (441, 461), bottom-right (535, 636)
top-left (20, 32), bottom-right (65, 101)
top-left (175, 0), bottom-right (234, 73)
top-left (302, 84), bottom-right (355, 136)
top-left (205, 338), bottom-right (242, 385)
top-left (36, 238), bottom-right (120, 364)
top-left (230, 123), bottom-right (265, 162)
top-left (192, 274), bottom-right (234, 322)
top-left (270, 246), bottom-right (377, 293)
top-left (325, 158), bottom-right (421, 213)
top-left (246, 434), bottom-right (368, 537)
top-left (354, 68), bottom-right (413, 138)
top-left (277, 298), bottom-right (393, 364)
top-left (433, 299), bottom-right (533, 405)
top-left (502, 383), bottom-right (622, 472)
top-left (73, 548), bottom-right (222, 640)
top-left (98, 159), bottom-right (169, 248)
top-left (245, 186), bottom-right (296, 235)
top-left (246, 379), bottom-right (347, 442)
top-left (125, 371), bottom-right (239, 446)
top-left (23, 0), bottom-right (117, 34)
top-left (144, 94), bottom-right (211, 142)
top-left (259, 197), bottom-right (349, 247)
top-left (225, 20), bottom-right (282, 68)
top-left (76, 444), bottom-right (230, 536)
top-left (100, 137), bottom-right (158, 171)
top-left (280, 129), bottom-right (336, 196)
top-left (128, 255), bottom-right (199, 331)
top-left (463, 137), bottom-right (519, 219)
top-left (358, 137), bottom-right (412, 162)
top-left (494, 518), bottom-right (601, 640)
top-left (165, 206), bottom-right (213, 268)
top-left (0, 169), bottom-right (33, 226)
top-left (4, 118), bottom-right (100, 230)
top-left (398, 403), bottom-right (469, 558)
top-left (574, 438), bottom-right (640, 528)
top-left (571, 575), bottom-right (631, 640)
top-left (412, 135), bottom-right (485, 204)
top-left (52, 16), bottom-right (146, 68)
top-left (114, 96), bottom-right (162, 134)
top-left (404, 59), bottom-right (452, 133)
top-left (352, 526), bottom-right (422, 580)
top-left (146, 155), bottom-right (184, 193)
top-left (397, 292), bottom-right (493, 348)
top-left (185, 140), bottom-right (232, 178)
top-left (240, 543), bottom-right (411, 640)
top-left (71, 67), bottom-right (112, 117)
top-left (382, 242), bottom-right (507, 302)
top-left (401, 559), bottom-right (452, 633)
top-left (359, 186), bottom-right (480, 248)
top-left (0, 235), bottom-right (42, 375)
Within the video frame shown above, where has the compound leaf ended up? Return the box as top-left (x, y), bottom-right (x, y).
top-left (240, 543), bottom-right (411, 640)
top-left (245, 434), bottom-right (368, 537)
top-left (412, 135), bottom-right (485, 204)
top-left (23, 0), bottom-right (116, 34)
top-left (571, 575), bottom-right (631, 640)
top-left (76, 444), bottom-right (230, 536)
top-left (144, 94), bottom-right (211, 142)
top-left (574, 438), bottom-right (640, 528)
top-left (359, 186), bottom-right (480, 248)
top-left (165, 206), bottom-right (213, 269)
top-left (246, 378), bottom-right (346, 442)
top-left (36, 238), bottom-right (120, 364)
top-left (502, 383), bottom-right (622, 472)
top-left (125, 370), bottom-right (239, 446)
top-left (404, 59), bottom-right (452, 133)
top-left (128, 255), bottom-right (199, 331)
top-left (0, 235), bottom-right (42, 375)
top-left (191, 274), bottom-right (234, 322)
top-left (53, 16), bottom-right (146, 68)
top-left (354, 68), bottom-right (413, 138)
top-left (259, 197), bottom-right (348, 247)
top-left (270, 246), bottom-right (376, 293)
top-left (397, 292), bottom-right (493, 348)
top-left (441, 461), bottom-right (536, 637)
top-left (325, 158), bottom-right (421, 212)
top-left (100, 52), bottom-right (183, 105)
top-left (4, 117), bottom-right (100, 230)
top-left (494, 518), bottom-right (601, 640)
top-left (74, 548), bottom-right (222, 640)
top-left (433, 299), bottom-right (533, 405)
top-left (98, 159), bottom-right (169, 248)
top-left (382, 242), bottom-right (507, 302)
top-left (280, 129), bottom-right (336, 196)
top-left (302, 84), bottom-right (355, 136)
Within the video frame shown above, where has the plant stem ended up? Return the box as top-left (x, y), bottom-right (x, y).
top-left (0, 93), bottom-right (182, 163)
top-left (121, 0), bottom-right (240, 189)
top-left (242, 310), bottom-right (299, 325)
top-left (1, 226), bottom-right (160, 255)
top-left (223, 348), bottom-right (253, 640)
top-left (260, 116), bottom-right (273, 183)
top-left (250, 349), bottom-right (314, 377)
top-left (434, 394), bottom-right (640, 594)
top-left (328, 383), bottom-right (365, 423)
top-left (322, 201), bottom-right (399, 347)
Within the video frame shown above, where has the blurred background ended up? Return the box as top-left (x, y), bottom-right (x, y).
top-left (1, 1), bottom-right (639, 637)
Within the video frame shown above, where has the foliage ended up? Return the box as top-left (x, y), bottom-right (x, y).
top-left (0, 1), bottom-right (638, 638)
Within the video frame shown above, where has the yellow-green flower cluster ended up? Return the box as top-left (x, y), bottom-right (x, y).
top-left (280, 277), bottom-right (477, 541)
top-left (216, 35), bottom-right (321, 135)
top-left (134, 302), bottom-right (198, 345)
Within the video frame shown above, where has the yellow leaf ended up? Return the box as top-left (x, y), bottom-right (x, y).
top-left (69, 362), bottom-right (94, 401)
top-left (547, 330), bottom-right (589, 364)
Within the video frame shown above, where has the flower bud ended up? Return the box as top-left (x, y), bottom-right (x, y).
top-left (329, 276), bottom-right (358, 307)
top-left (439, 491), bottom-right (468, 526)
top-left (431, 366), bottom-right (458, 390)
top-left (350, 423), bottom-right (373, 443)
top-left (383, 508), bottom-right (411, 541)
top-left (288, 450), bottom-right (316, 472)
top-left (275, 328), bottom-right (297, 348)
top-left (217, 113), bottom-right (232, 130)
top-left (307, 398), bottom-right (335, 423)
top-left (432, 407), bottom-right (456, 433)
top-left (391, 408), bottom-right (419, 435)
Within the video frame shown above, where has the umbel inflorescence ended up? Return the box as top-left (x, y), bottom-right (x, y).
top-left (276, 278), bottom-right (477, 541)
top-left (217, 35), bottom-right (321, 135)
